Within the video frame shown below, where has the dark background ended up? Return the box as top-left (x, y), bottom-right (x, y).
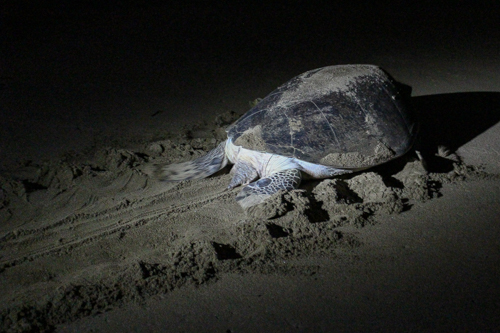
top-left (2, 2), bottom-right (500, 331)
top-left (2, 1), bottom-right (499, 168)
top-left (3, 1), bottom-right (498, 90)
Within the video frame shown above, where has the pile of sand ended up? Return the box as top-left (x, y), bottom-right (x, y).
top-left (0, 113), bottom-right (494, 332)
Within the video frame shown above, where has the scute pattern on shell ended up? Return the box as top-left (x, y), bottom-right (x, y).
top-left (227, 65), bottom-right (416, 169)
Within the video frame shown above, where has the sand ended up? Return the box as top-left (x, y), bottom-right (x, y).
top-left (1, 2), bottom-right (500, 332)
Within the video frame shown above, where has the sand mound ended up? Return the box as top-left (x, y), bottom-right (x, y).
top-left (0, 113), bottom-right (494, 332)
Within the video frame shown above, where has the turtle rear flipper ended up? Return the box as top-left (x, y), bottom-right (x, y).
top-left (153, 141), bottom-right (228, 181)
top-left (235, 168), bottom-right (301, 209)
top-left (228, 160), bottom-right (259, 189)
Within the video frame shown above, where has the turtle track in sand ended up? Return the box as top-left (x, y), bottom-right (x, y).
top-left (0, 118), bottom-right (497, 332)
top-left (0, 178), bottom-right (236, 268)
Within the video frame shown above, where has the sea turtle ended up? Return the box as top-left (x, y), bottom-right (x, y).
top-left (152, 64), bottom-right (417, 209)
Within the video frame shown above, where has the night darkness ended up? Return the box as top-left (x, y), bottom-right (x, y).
top-left (1, 1), bottom-right (500, 332)
top-left (2, 1), bottom-right (499, 164)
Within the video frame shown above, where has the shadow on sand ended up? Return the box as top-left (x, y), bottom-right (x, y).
top-left (412, 91), bottom-right (500, 154)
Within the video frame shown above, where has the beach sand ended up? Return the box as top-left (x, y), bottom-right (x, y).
top-left (1, 3), bottom-right (500, 332)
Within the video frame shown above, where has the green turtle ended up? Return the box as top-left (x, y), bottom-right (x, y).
top-left (152, 65), bottom-right (417, 209)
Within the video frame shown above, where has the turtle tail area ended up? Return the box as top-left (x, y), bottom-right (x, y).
top-left (150, 141), bottom-right (228, 181)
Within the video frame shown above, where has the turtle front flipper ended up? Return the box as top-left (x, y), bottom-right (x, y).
top-left (235, 168), bottom-right (302, 209)
top-left (153, 141), bottom-right (228, 181)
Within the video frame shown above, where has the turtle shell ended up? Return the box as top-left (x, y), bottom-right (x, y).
top-left (226, 64), bottom-right (417, 169)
